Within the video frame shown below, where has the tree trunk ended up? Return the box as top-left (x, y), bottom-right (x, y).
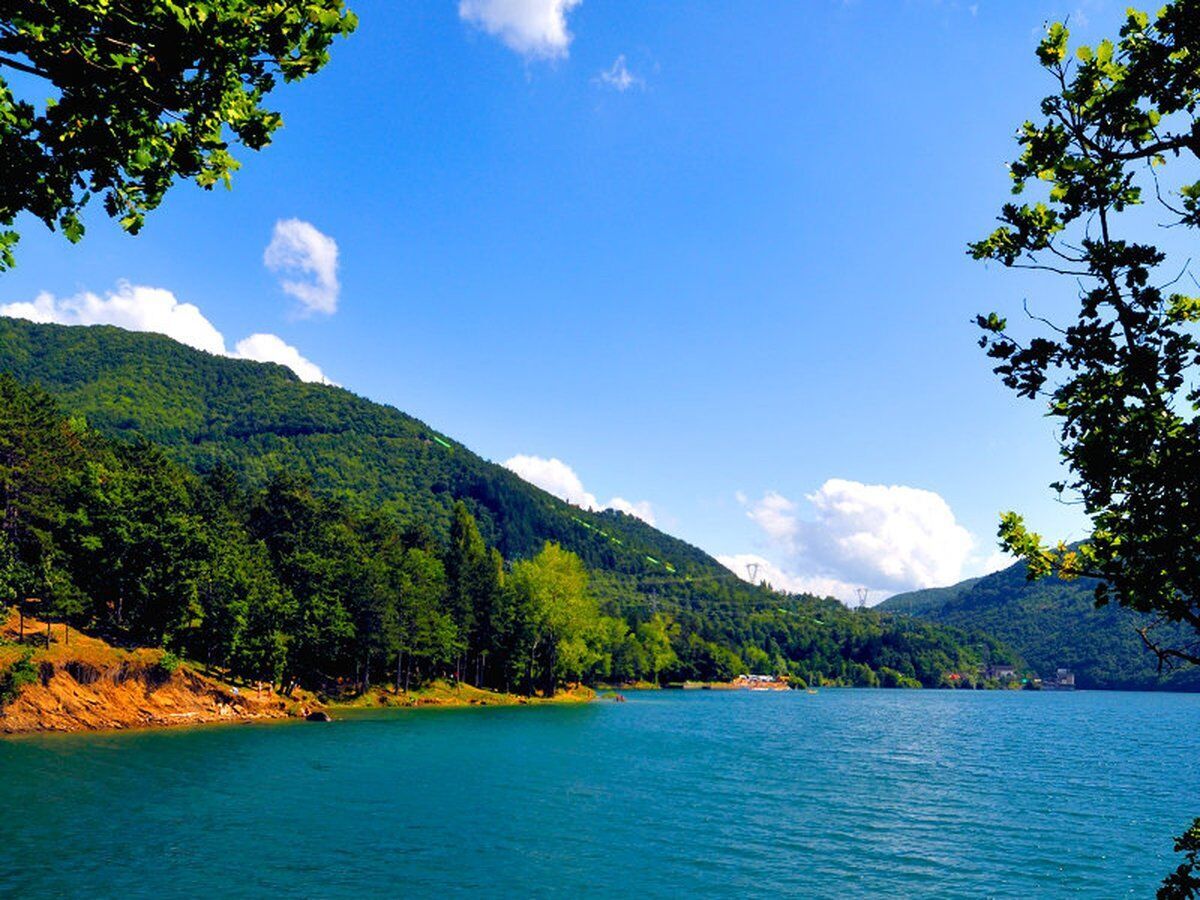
top-left (545, 646), bottom-right (557, 698)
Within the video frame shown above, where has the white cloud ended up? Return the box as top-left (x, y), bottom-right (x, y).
top-left (263, 219), bottom-right (340, 316)
top-left (504, 454), bottom-right (597, 507)
top-left (0, 283), bottom-right (333, 384)
top-left (458, 0), bottom-right (581, 59)
top-left (716, 553), bottom-right (864, 602)
top-left (726, 479), bottom-right (977, 604)
top-left (1, 285), bottom-right (228, 356)
top-left (503, 454), bottom-right (655, 524)
top-left (596, 55), bottom-right (642, 91)
top-left (607, 497), bottom-right (656, 526)
top-left (747, 491), bottom-right (801, 549)
top-left (801, 479), bottom-right (974, 590)
top-left (978, 548), bottom-right (1017, 576)
top-left (233, 333), bottom-right (334, 385)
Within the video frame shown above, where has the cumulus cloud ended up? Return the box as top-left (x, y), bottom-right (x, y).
top-left (716, 553), bottom-right (863, 601)
top-left (606, 497), bottom-right (656, 526)
top-left (0, 283), bottom-right (333, 384)
top-left (978, 549), bottom-right (1018, 576)
top-left (746, 491), bottom-right (801, 549)
top-left (233, 333), bottom-right (332, 385)
top-left (801, 479), bottom-right (974, 590)
top-left (458, 0), bottom-right (581, 59)
top-left (504, 454), bottom-right (598, 508)
top-left (263, 219), bottom-right (340, 316)
top-left (595, 54), bottom-right (642, 91)
top-left (1, 285), bottom-right (228, 356)
top-left (503, 454), bottom-right (655, 524)
top-left (726, 479), bottom-right (977, 604)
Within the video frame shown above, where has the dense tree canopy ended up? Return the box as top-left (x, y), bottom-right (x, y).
top-left (0, 0), bottom-right (356, 270)
top-left (882, 562), bottom-right (1200, 691)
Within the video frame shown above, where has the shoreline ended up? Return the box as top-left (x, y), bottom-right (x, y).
top-left (0, 613), bottom-right (597, 735)
top-left (329, 681), bottom-right (596, 712)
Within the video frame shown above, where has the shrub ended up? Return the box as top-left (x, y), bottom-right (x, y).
top-left (0, 651), bottom-right (39, 707)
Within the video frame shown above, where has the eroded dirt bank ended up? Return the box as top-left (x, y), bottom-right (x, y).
top-left (0, 613), bottom-right (302, 734)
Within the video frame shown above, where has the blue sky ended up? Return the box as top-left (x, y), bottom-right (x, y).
top-left (1, 0), bottom-right (1137, 601)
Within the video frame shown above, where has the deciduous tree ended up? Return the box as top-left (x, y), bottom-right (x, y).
top-left (0, 0), bottom-right (356, 270)
top-left (971, 5), bottom-right (1200, 891)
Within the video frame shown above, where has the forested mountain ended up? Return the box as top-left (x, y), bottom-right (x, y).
top-left (881, 563), bottom-right (1200, 691)
top-left (0, 318), bottom-right (716, 578)
top-left (0, 319), bottom-right (1017, 692)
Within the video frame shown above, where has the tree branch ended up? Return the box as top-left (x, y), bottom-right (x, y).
top-left (0, 54), bottom-right (49, 79)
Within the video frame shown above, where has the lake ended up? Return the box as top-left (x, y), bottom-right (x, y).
top-left (1, 689), bottom-right (1196, 898)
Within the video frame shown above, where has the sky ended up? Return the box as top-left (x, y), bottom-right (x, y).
top-left (1, 0), bottom-right (1142, 603)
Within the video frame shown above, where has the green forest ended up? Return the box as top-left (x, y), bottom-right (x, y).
top-left (882, 564), bottom-right (1200, 691)
top-left (0, 321), bottom-right (1016, 695)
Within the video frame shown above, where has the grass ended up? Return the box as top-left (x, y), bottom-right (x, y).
top-left (330, 679), bottom-right (596, 710)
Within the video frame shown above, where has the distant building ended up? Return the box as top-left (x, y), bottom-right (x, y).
top-left (1041, 668), bottom-right (1076, 690)
top-left (986, 664), bottom-right (1017, 680)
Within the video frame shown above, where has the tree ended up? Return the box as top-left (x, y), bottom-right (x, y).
top-left (1160, 819), bottom-right (1200, 900)
top-left (506, 542), bottom-right (596, 696)
top-left (972, 2), bottom-right (1200, 667)
top-left (444, 501), bottom-right (501, 684)
top-left (248, 472), bottom-right (354, 692)
top-left (635, 613), bottom-right (678, 685)
top-left (0, 0), bottom-right (356, 270)
top-left (970, 6), bottom-right (1200, 893)
top-left (68, 438), bottom-right (209, 645)
top-left (395, 547), bottom-right (454, 690)
top-left (0, 375), bottom-right (79, 601)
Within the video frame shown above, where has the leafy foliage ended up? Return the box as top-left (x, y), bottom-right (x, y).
top-left (592, 571), bottom-right (1017, 688)
top-left (1160, 818), bottom-right (1200, 900)
top-left (972, 6), bottom-right (1200, 886)
top-left (0, 648), bottom-right (37, 706)
top-left (971, 2), bottom-right (1200, 669)
top-left (0, 0), bottom-right (356, 269)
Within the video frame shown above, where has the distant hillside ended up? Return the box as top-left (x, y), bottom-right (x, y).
top-left (881, 562), bottom-right (1200, 691)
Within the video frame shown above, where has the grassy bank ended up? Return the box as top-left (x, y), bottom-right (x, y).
top-left (331, 680), bottom-right (596, 710)
top-left (0, 608), bottom-right (596, 733)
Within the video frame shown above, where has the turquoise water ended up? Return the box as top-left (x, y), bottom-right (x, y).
top-left (1, 689), bottom-right (1197, 898)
